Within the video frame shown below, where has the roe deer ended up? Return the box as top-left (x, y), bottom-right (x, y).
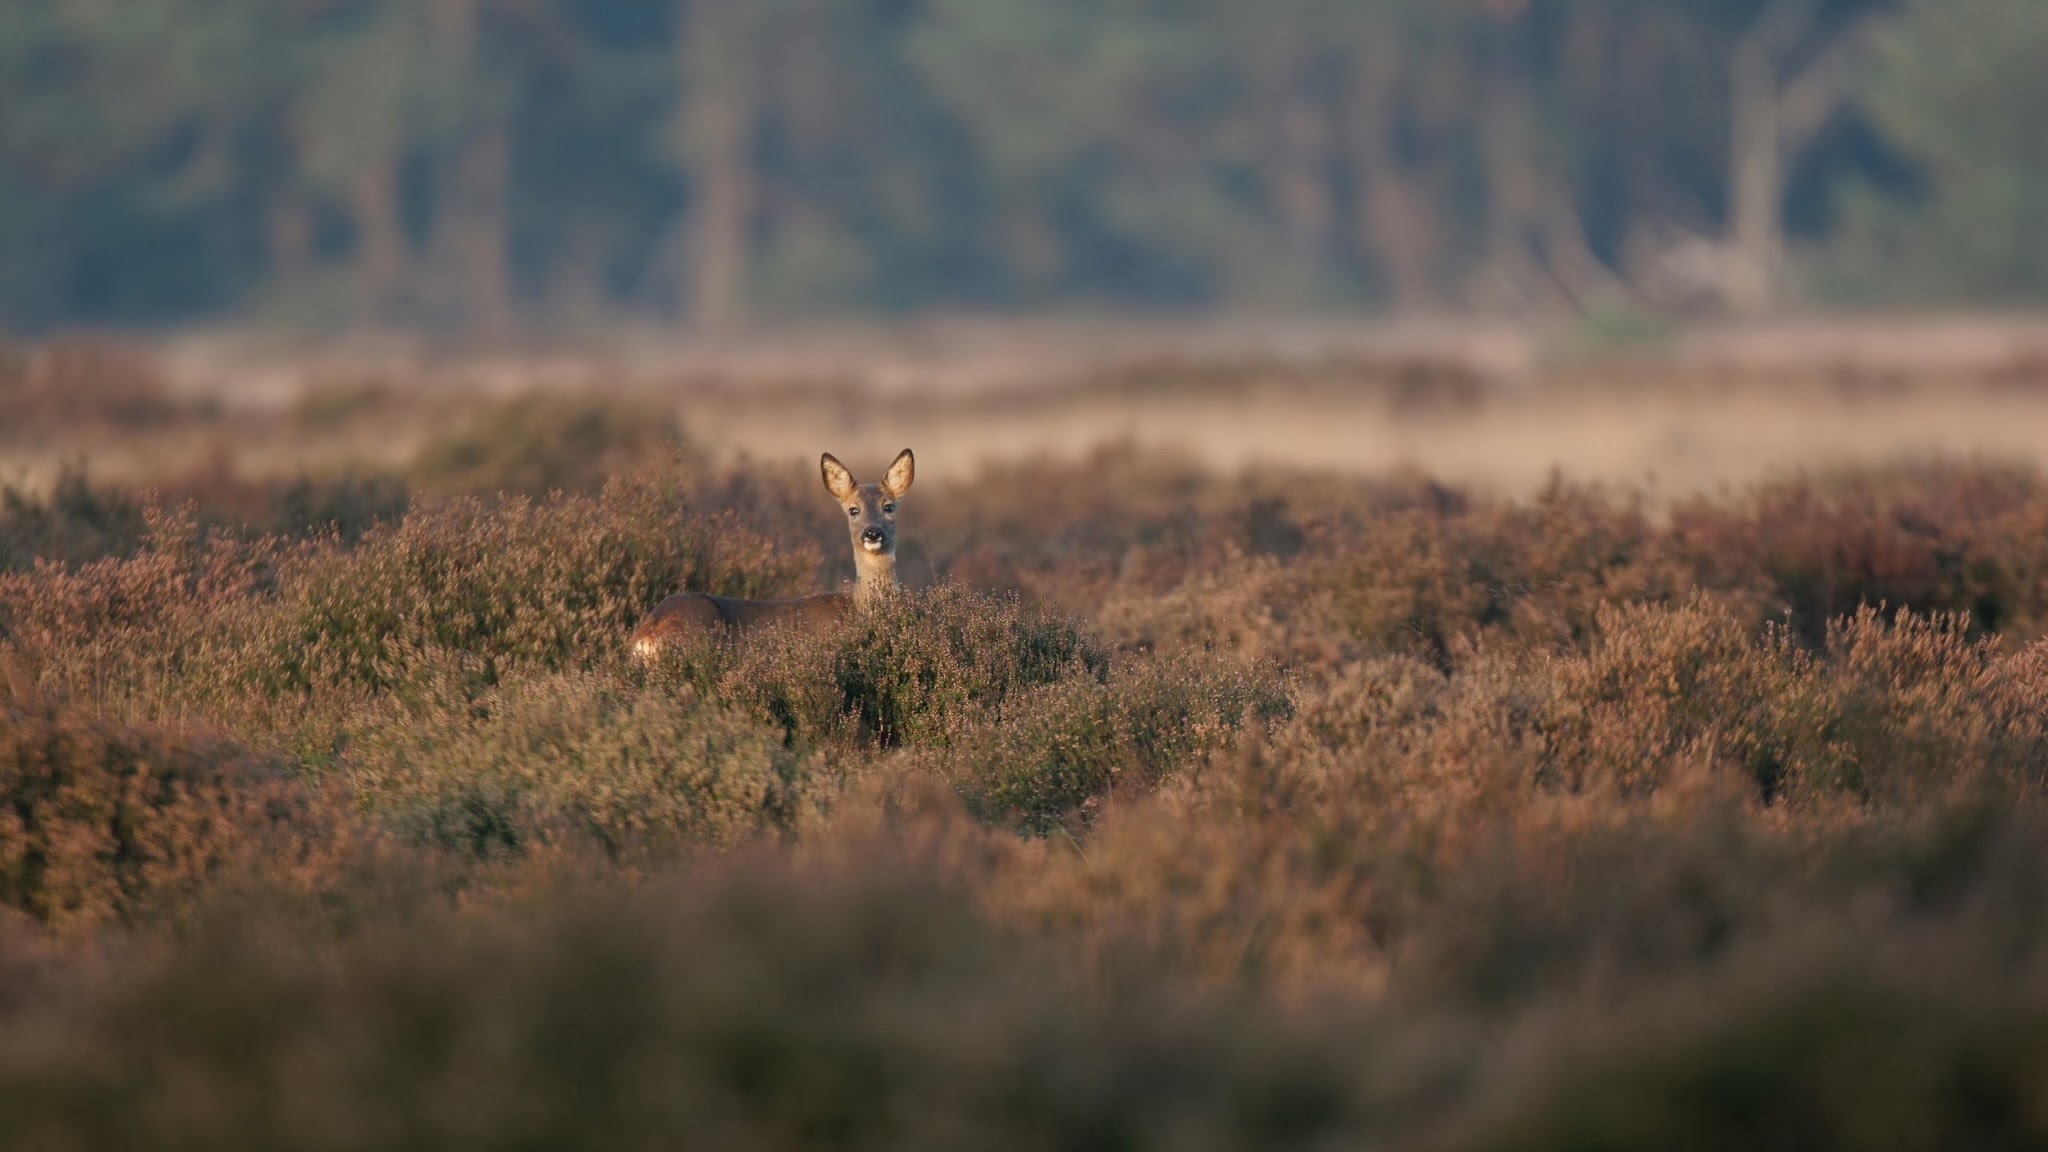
top-left (630, 448), bottom-right (914, 659)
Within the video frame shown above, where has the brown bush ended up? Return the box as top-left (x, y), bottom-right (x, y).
top-left (0, 463), bottom-right (408, 577)
top-left (0, 338), bottom-right (195, 442)
top-left (0, 859), bottom-right (1386, 1152)
top-left (343, 670), bottom-right (808, 859)
top-left (649, 582), bottom-right (1103, 752)
top-left (1071, 471), bottom-right (1741, 676)
top-left (0, 671), bottom-right (350, 934)
top-left (224, 470), bottom-right (811, 703)
top-left (4, 783), bottom-right (2046, 1152)
top-left (154, 455), bottom-right (411, 544)
top-left (2, 449), bottom-right (2048, 1147)
top-left (1669, 461), bottom-right (2048, 644)
top-left (409, 392), bottom-right (689, 497)
top-left (1069, 458), bottom-right (2048, 685)
top-left (1452, 938), bottom-right (2048, 1152)
top-left (0, 503), bottom-right (277, 715)
top-left (938, 649), bottom-right (1289, 835)
top-left (0, 467), bottom-right (148, 571)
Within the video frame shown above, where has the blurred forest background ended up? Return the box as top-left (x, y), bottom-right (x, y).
top-left (2, 0), bottom-right (2041, 337)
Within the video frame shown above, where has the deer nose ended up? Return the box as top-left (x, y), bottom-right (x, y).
top-left (861, 526), bottom-right (885, 544)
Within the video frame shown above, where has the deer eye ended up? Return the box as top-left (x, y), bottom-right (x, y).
top-left (848, 507), bottom-right (860, 518)
top-left (882, 502), bottom-right (896, 514)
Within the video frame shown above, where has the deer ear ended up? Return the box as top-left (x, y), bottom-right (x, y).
top-left (883, 449), bottom-right (914, 498)
top-left (821, 453), bottom-right (857, 500)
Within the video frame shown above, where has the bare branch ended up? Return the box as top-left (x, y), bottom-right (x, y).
top-left (1780, 17), bottom-right (1880, 153)
top-left (1741, 0), bottom-right (1825, 64)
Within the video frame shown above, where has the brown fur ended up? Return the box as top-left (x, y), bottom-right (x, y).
top-left (631, 448), bottom-right (914, 658)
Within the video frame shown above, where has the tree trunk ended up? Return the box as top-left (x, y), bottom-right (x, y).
top-left (1539, 185), bottom-right (1633, 309)
top-left (1724, 0), bottom-right (1865, 316)
top-left (455, 126), bottom-right (515, 338)
top-left (1271, 97), bottom-right (1336, 279)
top-left (267, 195), bottom-right (314, 286)
top-left (432, 0), bottom-right (516, 338)
top-left (1727, 36), bottom-right (1783, 315)
top-left (550, 225), bottom-right (610, 331)
top-left (1470, 64), bottom-right (1556, 315)
top-left (1344, 58), bottom-right (1438, 311)
top-left (349, 162), bottom-right (407, 321)
top-left (676, 0), bottom-right (754, 335)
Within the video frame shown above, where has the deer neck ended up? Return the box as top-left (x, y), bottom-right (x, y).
top-left (851, 551), bottom-right (898, 609)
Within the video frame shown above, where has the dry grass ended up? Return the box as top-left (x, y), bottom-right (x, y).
top-left (16, 316), bottom-right (2048, 498)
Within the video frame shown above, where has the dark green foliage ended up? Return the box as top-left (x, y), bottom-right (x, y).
top-left (1823, 0), bottom-right (2048, 303)
top-left (0, 0), bottom-right (2013, 329)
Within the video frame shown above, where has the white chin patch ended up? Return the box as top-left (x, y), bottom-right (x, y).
top-left (862, 538), bottom-right (887, 553)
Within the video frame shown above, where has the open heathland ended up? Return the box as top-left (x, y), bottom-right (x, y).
top-left (4, 339), bottom-right (2048, 1149)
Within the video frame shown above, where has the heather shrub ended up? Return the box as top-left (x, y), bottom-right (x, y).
top-left (0, 862), bottom-right (1374, 1152)
top-left (229, 472), bottom-right (810, 703)
top-left (1669, 461), bottom-right (2048, 644)
top-left (410, 392), bottom-right (688, 497)
top-left (988, 725), bottom-right (2048, 1016)
top-left (1270, 598), bottom-right (2048, 812)
top-left (1526, 604), bottom-right (2046, 807)
top-left (694, 453), bottom-right (894, 584)
top-left (821, 584), bottom-right (1101, 747)
top-left (0, 467), bottom-right (148, 571)
top-left (1087, 460), bottom-right (2048, 677)
top-left (911, 447), bottom-right (1231, 606)
top-left (5, 435), bottom-right (2048, 1150)
top-left (1535, 599), bottom-right (1835, 801)
top-left (1796, 608), bottom-right (2048, 804)
top-left (1273, 651), bottom-right (1527, 805)
top-left (887, 446), bottom-right (1370, 613)
top-left (977, 743), bottom-right (1399, 998)
top-left (0, 504), bottom-right (277, 714)
top-left (1387, 809), bottom-right (1815, 1010)
top-left (1203, 481), bottom-right (1730, 673)
top-left (652, 583), bottom-right (1102, 750)
top-left (267, 473), bottom-right (412, 542)
top-left (5, 784), bottom-right (2046, 1152)
top-left (0, 672), bottom-right (349, 934)
top-left (343, 670), bottom-right (807, 859)
top-left (1097, 556), bottom-right (1294, 665)
top-left (2, 474), bottom-right (813, 760)
top-left (1454, 946), bottom-right (2048, 1152)
top-left (0, 338), bottom-right (193, 440)
top-left (942, 650), bottom-right (1289, 834)
top-left (289, 375), bottom-right (402, 430)
top-left (158, 464), bottom-right (411, 544)
top-left (0, 466), bottom-right (407, 576)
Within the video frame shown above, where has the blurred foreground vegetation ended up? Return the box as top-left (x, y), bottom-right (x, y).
top-left (4, 346), bottom-right (2048, 1147)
